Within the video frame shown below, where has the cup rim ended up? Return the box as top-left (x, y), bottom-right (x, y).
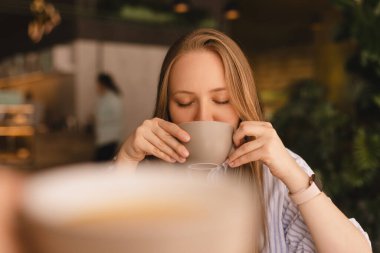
top-left (178, 121), bottom-right (233, 130)
top-left (187, 163), bottom-right (219, 171)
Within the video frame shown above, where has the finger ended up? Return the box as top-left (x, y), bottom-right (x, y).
top-left (157, 119), bottom-right (191, 142)
top-left (142, 137), bottom-right (177, 163)
top-left (256, 121), bottom-right (273, 128)
top-left (233, 122), bottom-right (269, 147)
top-left (145, 131), bottom-right (186, 163)
top-left (151, 126), bottom-right (189, 158)
top-left (229, 150), bottom-right (263, 168)
top-left (228, 139), bottom-right (264, 162)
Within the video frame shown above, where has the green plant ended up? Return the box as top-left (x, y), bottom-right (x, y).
top-left (334, 0), bottom-right (380, 75)
top-left (273, 0), bottom-right (380, 248)
top-left (272, 80), bottom-right (349, 194)
top-left (272, 78), bottom-right (380, 250)
top-left (96, 0), bottom-right (216, 27)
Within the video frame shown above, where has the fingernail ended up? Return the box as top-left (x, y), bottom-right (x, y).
top-left (229, 161), bottom-right (235, 167)
top-left (179, 158), bottom-right (186, 163)
top-left (181, 148), bottom-right (189, 157)
top-left (182, 134), bottom-right (190, 142)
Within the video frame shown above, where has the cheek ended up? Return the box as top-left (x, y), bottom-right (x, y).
top-left (214, 105), bottom-right (240, 128)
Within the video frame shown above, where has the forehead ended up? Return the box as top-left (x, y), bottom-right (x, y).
top-left (169, 50), bottom-right (227, 92)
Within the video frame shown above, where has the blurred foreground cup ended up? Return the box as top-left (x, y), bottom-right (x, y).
top-left (21, 163), bottom-right (256, 253)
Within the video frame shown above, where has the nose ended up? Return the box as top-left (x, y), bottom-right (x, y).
top-left (194, 101), bottom-right (213, 121)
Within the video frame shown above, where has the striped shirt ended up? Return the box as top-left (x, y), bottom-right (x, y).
top-left (259, 150), bottom-right (371, 252)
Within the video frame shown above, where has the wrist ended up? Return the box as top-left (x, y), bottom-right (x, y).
top-left (115, 149), bottom-right (141, 169)
top-left (289, 175), bottom-right (322, 205)
top-left (280, 161), bottom-right (310, 194)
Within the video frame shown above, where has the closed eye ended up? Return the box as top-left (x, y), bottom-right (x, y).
top-left (177, 102), bottom-right (194, 107)
top-left (214, 100), bottom-right (229, 105)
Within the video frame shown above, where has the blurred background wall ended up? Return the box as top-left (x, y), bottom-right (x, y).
top-left (0, 0), bottom-right (335, 133)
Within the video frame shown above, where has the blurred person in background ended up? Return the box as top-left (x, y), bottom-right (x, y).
top-left (24, 90), bottom-right (46, 133)
top-left (94, 73), bottom-right (123, 162)
top-left (116, 28), bottom-right (372, 253)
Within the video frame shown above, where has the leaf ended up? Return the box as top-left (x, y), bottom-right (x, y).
top-left (373, 95), bottom-right (380, 108)
top-left (353, 128), bottom-right (380, 172)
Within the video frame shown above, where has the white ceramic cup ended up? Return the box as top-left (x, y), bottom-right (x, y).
top-left (179, 121), bottom-right (233, 167)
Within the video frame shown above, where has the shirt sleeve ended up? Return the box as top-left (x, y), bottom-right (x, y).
top-left (282, 191), bottom-right (317, 252)
top-left (97, 94), bottom-right (122, 125)
top-left (281, 150), bottom-right (317, 252)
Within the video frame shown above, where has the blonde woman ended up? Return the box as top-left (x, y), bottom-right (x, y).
top-left (116, 28), bottom-right (371, 252)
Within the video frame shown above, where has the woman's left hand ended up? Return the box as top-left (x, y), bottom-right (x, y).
top-left (227, 121), bottom-right (298, 182)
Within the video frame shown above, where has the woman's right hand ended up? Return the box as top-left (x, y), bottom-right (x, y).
top-left (116, 118), bottom-right (190, 166)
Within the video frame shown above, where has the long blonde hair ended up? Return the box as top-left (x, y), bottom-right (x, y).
top-left (153, 28), bottom-right (267, 250)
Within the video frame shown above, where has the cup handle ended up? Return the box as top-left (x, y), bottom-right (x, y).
top-left (208, 163), bottom-right (228, 182)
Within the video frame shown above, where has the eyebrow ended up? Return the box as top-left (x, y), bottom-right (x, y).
top-left (172, 87), bottom-right (226, 95)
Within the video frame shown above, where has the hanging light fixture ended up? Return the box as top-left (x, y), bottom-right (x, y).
top-left (28, 0), bottom-right (61, 43)
top-left (224, 1), bottom-right (240, 21)
top-left (173, 0), bottom-right (190, 14)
